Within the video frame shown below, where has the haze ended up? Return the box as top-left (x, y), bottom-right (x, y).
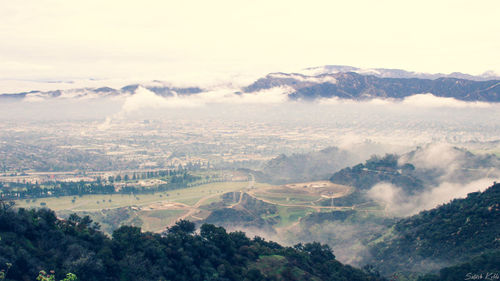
top-left (1, 0), bottom-right (500, 92)
top-left (1, 2), bottom-right (500, 278)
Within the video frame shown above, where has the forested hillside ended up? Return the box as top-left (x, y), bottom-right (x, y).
top-left (329, 154), bottom-right (424, 192)
top-left (330, 146), bottom-right (500, 192)
top-left (366, 182), bottom-right (500, 275)
top-left (0, 203), bottom-right (383, 281)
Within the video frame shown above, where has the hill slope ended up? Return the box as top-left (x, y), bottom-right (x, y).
top-left (0, 205), bottom-right (383, 281)
top-left (365, 182), bottom-right (500, 275)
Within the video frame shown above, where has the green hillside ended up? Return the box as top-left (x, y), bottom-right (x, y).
top-left (366, 182), bottom-right (500, 275)
top-left (329, 154), bottom-right (424, 193)
top-left (0, 203), bottom-right (383, 281)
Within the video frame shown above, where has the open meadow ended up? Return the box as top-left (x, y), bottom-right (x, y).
top-left (15, 181), bottom-right (250, 211)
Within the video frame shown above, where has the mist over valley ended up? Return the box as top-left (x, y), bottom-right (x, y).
top-left (1, 66), bottom-right (499, 280)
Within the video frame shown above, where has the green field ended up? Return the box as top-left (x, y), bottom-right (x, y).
top-left (15, 181), bottom-right (250, 211)
top-left (254, 193), bottom-right (321, 206)
top-left (275, 206), bottom-right (315, 227)
top-left (12, 180), bottom-right (361, 235)
top-left (139, 209), bottom-right (188, 232)
top-left (14, 181), bottom-right (251, 233)
top-left (197, 195), bottom-right (226, 208)
top-left (261, 205), bottom-right (316, 228)
top-left (250, 182), bottom-right (351, 208)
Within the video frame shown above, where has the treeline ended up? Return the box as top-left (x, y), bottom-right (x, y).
top-left (0, 206), bottom-right (384, 281)
top-left (106, 169), bottom-right (188, 182)
top-left (0, 172), bottom-right (201, 200)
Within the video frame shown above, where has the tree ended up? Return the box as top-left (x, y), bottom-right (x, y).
top-left (0, 198), bottom-right (14, 214)
top-left (168, 220), bottom-right (195, 234)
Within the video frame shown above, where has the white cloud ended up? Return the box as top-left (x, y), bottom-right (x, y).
top-left (268, 73), bottom-right (337, 84)
top-left (318, 93), bottom-right (495, 109)
top-left (119, 85), bottom-right (292, 110)
top-left (400, 93), bottom-right (491, 108)
top-left (399, 143), bottom-right (462, 171)
top-left (121, 87), bottom-right (203, 113)
top-left (367, 178), bottom-right (497, 216)
top-left (96, 85), bottom-right (293, 129)
top-left (317, 93), bottom-right (493, 108)
top-left (23, 92), bottom-right (47, 103)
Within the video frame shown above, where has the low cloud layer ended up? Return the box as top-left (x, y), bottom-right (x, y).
top-left (320, 93), bottom-right (492, 108)
top-left (115, 85), bottom-right (293, 111)
top-left (97, 86), bottom-right (292, 129)
top-left (368, 143), bottom-right (500, 216)
top-left (367, 178), bottom-right (497, 216)
top-left (400, 143), bottom-right (463, 171)
top-left (4, 86), bottom-right (499, 147)
top-left (122, 87), bottom-right (203, 112)
top-left (400, 93), bottom-right (491, 108)
top-left (12, 81), bottom-right (496, 110)
top-left (97, 90), bottom-right (495, 128)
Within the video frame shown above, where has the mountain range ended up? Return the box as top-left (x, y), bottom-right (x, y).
top-left (1, 66), bottom-right (499, 103)
top-left (302, 65), bottom-right (500, 81)
top-left (244, 72), bottom-right (500, 101)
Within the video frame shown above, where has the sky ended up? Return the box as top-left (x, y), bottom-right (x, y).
top-left (1, 0), bottom-right (499, 89)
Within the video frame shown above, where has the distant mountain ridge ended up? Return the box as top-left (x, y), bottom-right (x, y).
top-left (302, 65), bottom-right (500, 81)
top-left (2, 65), bottom-right (500, 102)
top-left (244, 72), bottom-right (500, 102)
top-left (0, 84), bottom-right (203, 101)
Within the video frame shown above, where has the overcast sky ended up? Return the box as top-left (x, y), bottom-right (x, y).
top-left (1, 0), bottom-right (499, 88)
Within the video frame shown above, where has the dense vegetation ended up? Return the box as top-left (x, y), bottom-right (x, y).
top-left (326, 155), bottom-right (424, 208)
top-left (329, 154), bottom-right (424, 193)
top-left (366, 182), bottom-right (500, 275)
top-left (0, 203), bottom-right (384, 281)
